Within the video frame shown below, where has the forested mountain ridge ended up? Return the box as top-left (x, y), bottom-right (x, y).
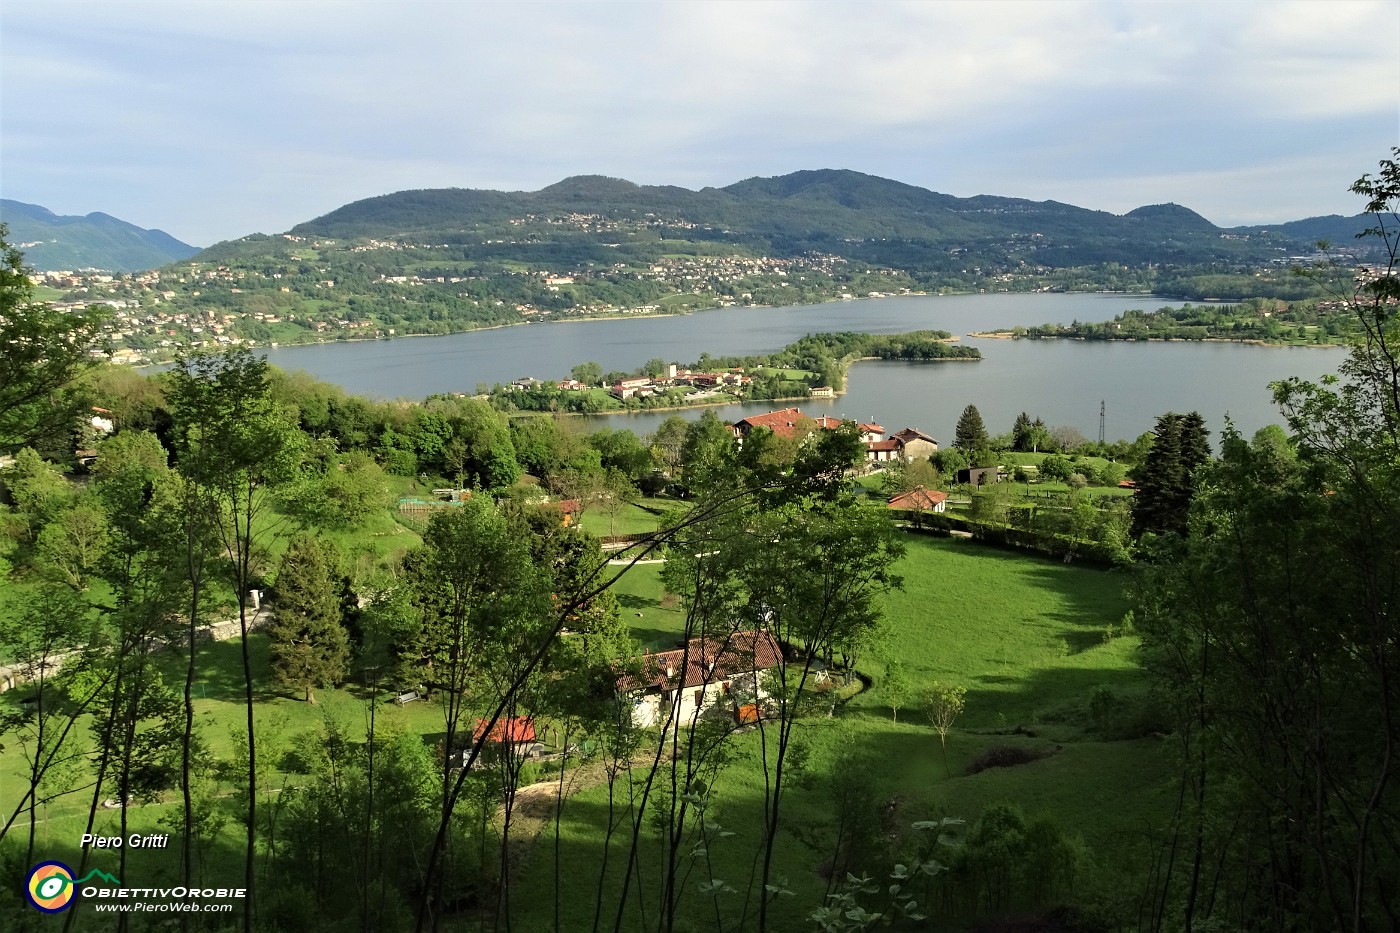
top-left (279, 168), bottom-right (1374, 267)
top-left (0, 199), bottom-right (200, 272)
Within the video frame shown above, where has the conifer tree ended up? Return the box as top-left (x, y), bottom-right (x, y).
top-left (1131, 411), bottom-right (1211, 537)
top-left (268, 535), bottom-right (349, 703)
top-left (954, 404), bottom-right (989, 451)
top-left (1012, 412), bottom-right (1033, 451)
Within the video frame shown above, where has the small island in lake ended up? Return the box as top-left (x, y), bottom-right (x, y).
top-left (482, 330), bottom-right (980, 414)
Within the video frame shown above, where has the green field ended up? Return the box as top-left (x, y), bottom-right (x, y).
top-left (1, 529), bottom-right (1168, 930)
top-left (509, 534), bottom-right (1170, 931)
top-left (575, 496), bottom-right (675, 538)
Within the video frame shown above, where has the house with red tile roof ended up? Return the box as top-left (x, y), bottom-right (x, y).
top-left (856, 422), bottom-right (885, 442)
top-left (886, 486), bottom-right (949, 513)
top-left (731, 407), bottom-right (811, 440)
top-left (865, 427), bottom-right (939, 464)
top-left (623, 630), bottom-right (783, 728)
top-left (887, 427), bottom-right (938, 459)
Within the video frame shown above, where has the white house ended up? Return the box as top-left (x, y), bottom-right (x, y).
top-left (624, 631), bottom-right (783, 729)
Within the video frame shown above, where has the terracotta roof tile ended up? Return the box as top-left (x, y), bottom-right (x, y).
top-left (886, 486), bottom-right (949, 510)
top-left (621, 631), bottom-right (783, 692)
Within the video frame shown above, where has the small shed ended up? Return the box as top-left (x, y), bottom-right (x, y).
top-left (473, 716), bottom-right (536, 745)
top-left (956, 467), bottom-right (1000, 486)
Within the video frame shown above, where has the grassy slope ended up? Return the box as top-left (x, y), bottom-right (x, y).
top-left (511, 534), bottom-right (1170, 931)
top-left (1, 523), bottom-right (1168, 930)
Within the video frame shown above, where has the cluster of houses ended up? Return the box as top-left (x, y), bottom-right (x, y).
top-left (511, 365), bottom-right (755, 400)
top-left (730, 407), bottom-right (940, 466)
top-left (605, 366), bottom-right (753, 400)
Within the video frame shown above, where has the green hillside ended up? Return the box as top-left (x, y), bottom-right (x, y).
top-left (0, 199), bottom-right (200, 272)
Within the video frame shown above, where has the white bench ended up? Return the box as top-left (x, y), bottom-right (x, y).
top-left (394, 691), bottom-right (420, 706)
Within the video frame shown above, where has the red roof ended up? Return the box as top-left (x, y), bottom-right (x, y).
top-left (886, 486), bottom-right (949, 510)
top-left (473, 716), bottom-right (536, 744)
top-left (866, 439), bottom-right (901, 452)
top-left (733, 408), bottom-right (809, 438)
top-left (858, 422), bottom-right (884, 434)
top-left (622, 631), bottom-right (783, 693)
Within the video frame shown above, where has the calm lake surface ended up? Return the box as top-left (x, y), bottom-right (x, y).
top-left (260, 294), bottom-right (1347, 444)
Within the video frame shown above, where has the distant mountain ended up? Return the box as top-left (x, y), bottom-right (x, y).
top-left (0, 200), bottom-right (200, 272)
top-left (1239, 213), bottom-right (1376, 249)
top-left (1123, 203), bottom-right (1217, 232)
top-left (279, 169), bottom-right (1348, 271)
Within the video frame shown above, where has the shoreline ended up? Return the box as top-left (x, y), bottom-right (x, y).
top-left (967, 331), bottom-right (1347, 349)
top-left (132, 290), bottom-right (967, 365)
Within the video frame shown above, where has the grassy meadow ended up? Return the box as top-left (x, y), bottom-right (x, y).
top-left (509, 534), bottom-right (1171, 931)
top-left (1, 521), bottom-right (1169, 930)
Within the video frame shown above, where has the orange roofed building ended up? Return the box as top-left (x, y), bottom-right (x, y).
top-left (886, 485), bottom-right (949, 513)
top-left (473, 716), bottom-right (536, 745)
top-left (731, 407), bottom-right (812, 440)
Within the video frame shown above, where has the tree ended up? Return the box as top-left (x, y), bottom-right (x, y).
top-left (1011, 412), bottom-right (1053, 453)
top-left (1049, 424), bottom-right (1088, 452)
top-left (268, 536), bottom-right (350, 703)
top-left (1011, 412), bottom-right (1033, 451)
top-left (0, 227), bottom-right (109, 455)
top-left (923, 681), bottom-right (966, 777)
top-left (883, 659), bottom-right (910, 723)
top-left (35, 503), bottom-right (109, 590)
top-left (647, 415), bottom-right (689, 476)
top-left (167, 348), bottom-right (305, 931)
top-left (954, 404), bottom-right (989, 451)
top-left (1137, 151), bottom-right (1400, 931)
top-left (1131, 411), bottom-right (1211, 537)
top-left (881, 457), bottom-right (940, 497)
top-left (595, 467), bottom-right (638, 538)
top-left (1039, 453), bottom-right (1073, 483)
top-left (0, 587), bottom-right (100, 863)
top-left (571, 361), bottom-right (604, 386)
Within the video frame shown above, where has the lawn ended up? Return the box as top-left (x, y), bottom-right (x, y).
top-left (1, 524), bottom-right (1168, 930)
top-left (512, 533), bottom-right (1171, 932)
top-left (576, 496), bottom-right (675, 538)
top-left (0, 632), bottom-right (461, 931)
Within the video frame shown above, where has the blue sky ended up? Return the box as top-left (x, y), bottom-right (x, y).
top-left (3, 0), bottom-right (1396, 246)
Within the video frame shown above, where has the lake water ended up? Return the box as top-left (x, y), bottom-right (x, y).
top-left (260, 294), bottom-right (1348, 444)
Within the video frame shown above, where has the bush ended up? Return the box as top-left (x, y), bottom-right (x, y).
top-left (966, 744), bottom-right (1046, 775)
top-left (1040, 454), bottom-right (1074, 482)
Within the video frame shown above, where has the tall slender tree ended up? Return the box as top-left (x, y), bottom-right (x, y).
top-left (1131, 411), bottom-right (1211, 538)
top-left (168, 348), bottom-right (304, 932)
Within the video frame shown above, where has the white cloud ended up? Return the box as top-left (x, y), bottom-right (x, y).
top-left (3, 0), bottom-right (1396, 243)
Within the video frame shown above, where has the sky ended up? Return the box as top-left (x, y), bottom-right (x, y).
top-left (3, 0), bottom-right (1397, 247)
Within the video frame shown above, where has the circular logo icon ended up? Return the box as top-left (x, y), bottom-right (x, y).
top-left (26, 861), bottom-right (77, 913)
